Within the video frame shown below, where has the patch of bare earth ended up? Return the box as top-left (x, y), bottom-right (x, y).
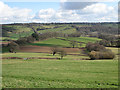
top-left (0, 42), bottom-right (9, 45)
top-left (20, 45), bottom-right (83, 53)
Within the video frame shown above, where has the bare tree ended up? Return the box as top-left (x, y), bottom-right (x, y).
top-left (70, 41), bottom-right (78, 48)
top-left (59, 50), bottom-right (67, 59)
top-left (51, 47), bottom-right (60, 56)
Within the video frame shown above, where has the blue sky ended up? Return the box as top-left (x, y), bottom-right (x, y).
top-left (0, 0), bottom-right (119, 23)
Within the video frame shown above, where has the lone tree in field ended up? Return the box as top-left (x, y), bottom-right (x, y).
top-left (59, 50), bottom-right (67, 59)
top-left (51, 47), bottom-right (60, 56)
top-left (51, 47), bottom-right (67, 59)
top-left (70, 40), bottom-right (78, 48)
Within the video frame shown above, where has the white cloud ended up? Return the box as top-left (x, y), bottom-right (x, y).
top-left (33, 8), bottom-right (56, 23)
top-left (82, 3), bottom-right (114, 14)
top-left (0, 1), bottom-right (32, 24)
top-left (33, 2), bottom-right (118, 23)
top-left (33, 9), bottom-right (82, 22)
top-left (0, 1), bottom-right (118, 23)
top-left (37, 8), bottom-right (55, 19)
top-left (79, 3), bottom-right (118, 22)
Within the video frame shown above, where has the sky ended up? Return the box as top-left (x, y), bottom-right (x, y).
top-left (0, 0), bottom-right (119, 24)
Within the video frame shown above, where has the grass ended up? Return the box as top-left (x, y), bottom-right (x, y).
top-left (67, 37), bottom-right (102, 43)
top-left (30, 37), bottom-right (101, 48)
top-left (3, 25), bottom-right (32, 33)
top-left (2, 31), bottom-right (34, 41)
top-left (2, 37), bottom-right (18, 40)
top-left (30, 38), bottom-right (71, 47)
top-left (38, 25), bottom-right (76, 34)
top-left (2, 52), bottom-right (88, 60)
top-left (2, 56), bottom-right (118, 88)
top-left (2, 46), bottom-right (118, 88)
top-left (8, 31), bottom-right (34, 40)
top-left (2, 25), bottom-right (33, 40)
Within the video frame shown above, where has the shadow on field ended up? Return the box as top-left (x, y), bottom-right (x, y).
top-left (29, 43), bottom-right (60, 47)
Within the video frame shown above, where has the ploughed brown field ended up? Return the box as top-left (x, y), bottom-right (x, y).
top-left (0, 42), bottom-right (10, 45)
top-left (20, 45), bottom-right (83, 53)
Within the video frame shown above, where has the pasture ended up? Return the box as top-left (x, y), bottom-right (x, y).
top-left (2, 46), bottom-right (118, 88)
top-left (29, 37), bottom-right (101, 48)
top-left (2, 53), bottom-right (118, 88)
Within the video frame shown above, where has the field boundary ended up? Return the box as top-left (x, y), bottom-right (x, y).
top-left (2, 57), bottom-right (60, 60)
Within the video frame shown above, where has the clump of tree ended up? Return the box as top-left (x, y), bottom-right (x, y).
top-left (68, 32), bottom-right (81, 37)
top-left (15, 36), bottom-right (35, 45)
top-left (59, 50), bottom-right (67, 59)
top-left (7, 41), bottom-right (19, 53)
top-left (85, 42), bottom-right (115, 60)
top-left (86, 42), bottom-right (105, 52)
top-left (97, 33), bottom-right (120, 47)
top-left (36, 27), bottom-right (46, 31)
top-left (51, 47), bottom-right (67, 59)
top-left (98, 39), bottom-right (111, 47)
top-left (116, 36), bottom-right (120, 47)
top-left (32, 33), bottom-right (40, 41)
top-left (15, 37), bottom-right (28, 45)
top-left (51, 47), bottom-right (60, 56)
top-left (26, 36), bottom-right (35, 43)
top-left (89, 50), bottom-right (115, 60)
top-left (70, 41), bottom-right (78, 48)
top-left (31, 31), bottom-right (64, 41)
top-left (98, 35), bottom-right (120, 47)
top-left (2, 30), bottom-right (8, 37)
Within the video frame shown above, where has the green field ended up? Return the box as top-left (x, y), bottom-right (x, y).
top-left (2, 25), bottom-right (34, 40)
top-left (2, 52), bottom-right (118, 88)
top-left (67, 37), bottom-right (101, 43)
top-left (29, 37), bottom-right (101, 48)
top-left (37, 25), bottom-right (76, 34)
top-left (2, 60), bottom-right (118, 88)
top-left (8, 31), bottom-right (34, 40)
top-left (2, 31), bottom-right (34, 41)
top-left (30, 38), bottom-right (71, 47)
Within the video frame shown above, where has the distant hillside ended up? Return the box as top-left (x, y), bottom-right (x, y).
top-left (2, 22), bottom-right (118, 41)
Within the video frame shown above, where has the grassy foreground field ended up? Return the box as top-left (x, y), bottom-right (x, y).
top-left (2, 52), bottom-right (118, 88)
